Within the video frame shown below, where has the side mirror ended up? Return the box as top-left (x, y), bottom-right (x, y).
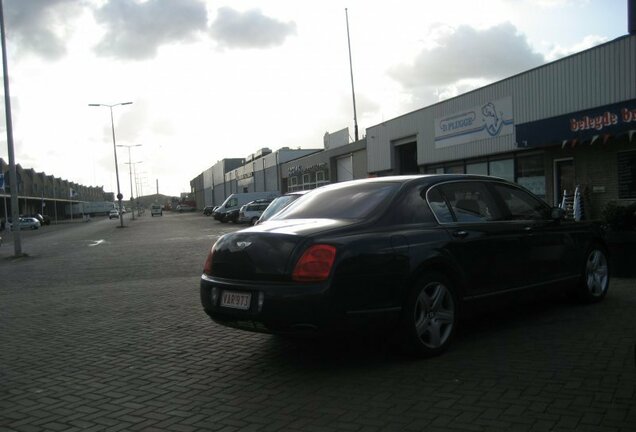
top-left (551, 207), bottom-right (566, 220)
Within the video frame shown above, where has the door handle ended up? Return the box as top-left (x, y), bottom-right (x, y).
top-left (524, 226), bottom-right (533, 231)
top-left (452, 230), bottom-right (468, 239)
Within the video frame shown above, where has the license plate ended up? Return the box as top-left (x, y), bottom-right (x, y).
top-left (220, 290), bottom-right (251, 310)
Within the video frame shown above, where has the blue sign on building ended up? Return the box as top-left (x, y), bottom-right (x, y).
top-left (516, 99), bottom-right (636, 148)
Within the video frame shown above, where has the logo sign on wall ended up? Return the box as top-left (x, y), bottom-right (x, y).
top-left (434, 97), bottom-right (514, 149)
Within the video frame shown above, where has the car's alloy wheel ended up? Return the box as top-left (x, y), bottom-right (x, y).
top-left (578, 247), bottom-right (609, 303)
top-left (402, 272), bottom-right (457, 357)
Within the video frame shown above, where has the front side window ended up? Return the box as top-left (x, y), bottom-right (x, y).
top-left (491, 183), bottom-right (549, 220)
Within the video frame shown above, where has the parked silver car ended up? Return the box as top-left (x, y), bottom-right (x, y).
top-left (238, 199), bottom-right (273, 225)
top-left (10, 217), bottom-right (41, 230)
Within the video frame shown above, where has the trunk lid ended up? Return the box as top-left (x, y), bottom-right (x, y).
top-left (210, 219), bottom-right (356, 280)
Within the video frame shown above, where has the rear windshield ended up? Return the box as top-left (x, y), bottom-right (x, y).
top-left (273, 182), bottom-right (400, 220)
top-left (260, 195), bottom-right (297, 220)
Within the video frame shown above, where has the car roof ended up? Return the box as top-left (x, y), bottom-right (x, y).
top-left (283, 190), bottom-right (311, 196)
top-left (307, 174), bottom-right (509, 193)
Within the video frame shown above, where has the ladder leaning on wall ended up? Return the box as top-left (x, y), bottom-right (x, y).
top-left (560, 186), bottom-right (584, 221)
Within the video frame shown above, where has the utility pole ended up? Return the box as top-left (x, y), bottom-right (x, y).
top-left (345, 8), bottom-right (359, 142)
top-left (1, 0), bottom-right (22, 256)
top-left (118, 144), bottom-right (142, 220)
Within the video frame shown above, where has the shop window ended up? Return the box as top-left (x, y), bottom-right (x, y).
top-left (302, 174), bottom-right (311, 190)
top-left (316, 171), bottom-right (328, 188)
top-left (289, 176), bottom-right (299, 191)
top-left (466, 162), bottom-right (488, 176)
top-left (445, 165), bottom-right (464, 174)
top-left (516, 154), bottom-right (545, 198)
top-left (489, 159), bottom-right (514, 182)
top-left (424, 167), bottom-right (445, 174)
top-left (617, 150), bottom-right (636, 199)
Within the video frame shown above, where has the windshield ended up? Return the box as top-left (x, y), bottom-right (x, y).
top-left (272, 182), bottom-right (400, 220)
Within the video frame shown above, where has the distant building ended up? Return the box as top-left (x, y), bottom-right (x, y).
top-left (0, 158), bottom-right (112, 222)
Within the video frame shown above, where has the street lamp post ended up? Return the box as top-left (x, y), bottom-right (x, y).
top-left (118, 144), bottom-right (142, 220)
top-left (125, 160), bottom-right (143, 217)
top-left (88, 102), bottom-right (133, 228)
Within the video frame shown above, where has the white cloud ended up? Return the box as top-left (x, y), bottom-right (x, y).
top-left (545, 34), bottom-right (610, 61)
top-left (388, 22), bottom-right (546, 104)
top-left (4, 0), bottom-right (85, 60)
top-left (209, 7), bottom-right (297, 49)
top-left (93, 0), bottom-right (208, 60)
top-left (390, 22), bottom-right (545, 88)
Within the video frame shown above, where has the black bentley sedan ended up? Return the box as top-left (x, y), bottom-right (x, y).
top-left (200, 175), bottom-right (609, 357)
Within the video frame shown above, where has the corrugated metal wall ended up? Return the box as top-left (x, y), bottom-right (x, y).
top-left (366, 35), bottom-right (636, 172)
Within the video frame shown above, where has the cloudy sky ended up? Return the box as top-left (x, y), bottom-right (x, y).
top-left (0, 0), bottom-right (629, 197)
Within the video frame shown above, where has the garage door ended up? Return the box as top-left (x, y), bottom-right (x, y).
top-left (336, 155), bottom-right (353, 182)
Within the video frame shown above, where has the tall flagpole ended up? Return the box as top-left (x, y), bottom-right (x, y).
top-left (345, 8), bottom-right (359, 142)
top-left (0, 0), bottom-right (22, 255)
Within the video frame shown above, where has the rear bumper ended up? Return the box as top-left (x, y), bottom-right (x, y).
top-left (200, 274), bottom-right (334, 334)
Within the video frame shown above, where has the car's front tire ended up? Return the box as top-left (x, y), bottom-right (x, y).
top-left (401, 272), bottom-right (458, 357)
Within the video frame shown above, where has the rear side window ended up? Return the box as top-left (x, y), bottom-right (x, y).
top-left (275, 182), bottom-right (400, 220)
top-left (393, 187), bottom-right (436, 224)
top-left (427, 188), bottom-right (453, 223)
top-left (435, 182), bottom-right (502, 222)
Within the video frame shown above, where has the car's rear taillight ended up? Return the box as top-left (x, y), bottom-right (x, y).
top-left (203, 248), bottom-right (214, 276)
top-left (292, 244), bottom-right (336, 282)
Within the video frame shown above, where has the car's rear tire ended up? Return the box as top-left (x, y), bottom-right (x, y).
top-left (400, 272), bottom-right (458, 357)
top-left (573, 245), bottom-right (609, 303)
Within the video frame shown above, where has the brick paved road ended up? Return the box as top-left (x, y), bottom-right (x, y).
top-left (1, 213), bottom-right (635, 432)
